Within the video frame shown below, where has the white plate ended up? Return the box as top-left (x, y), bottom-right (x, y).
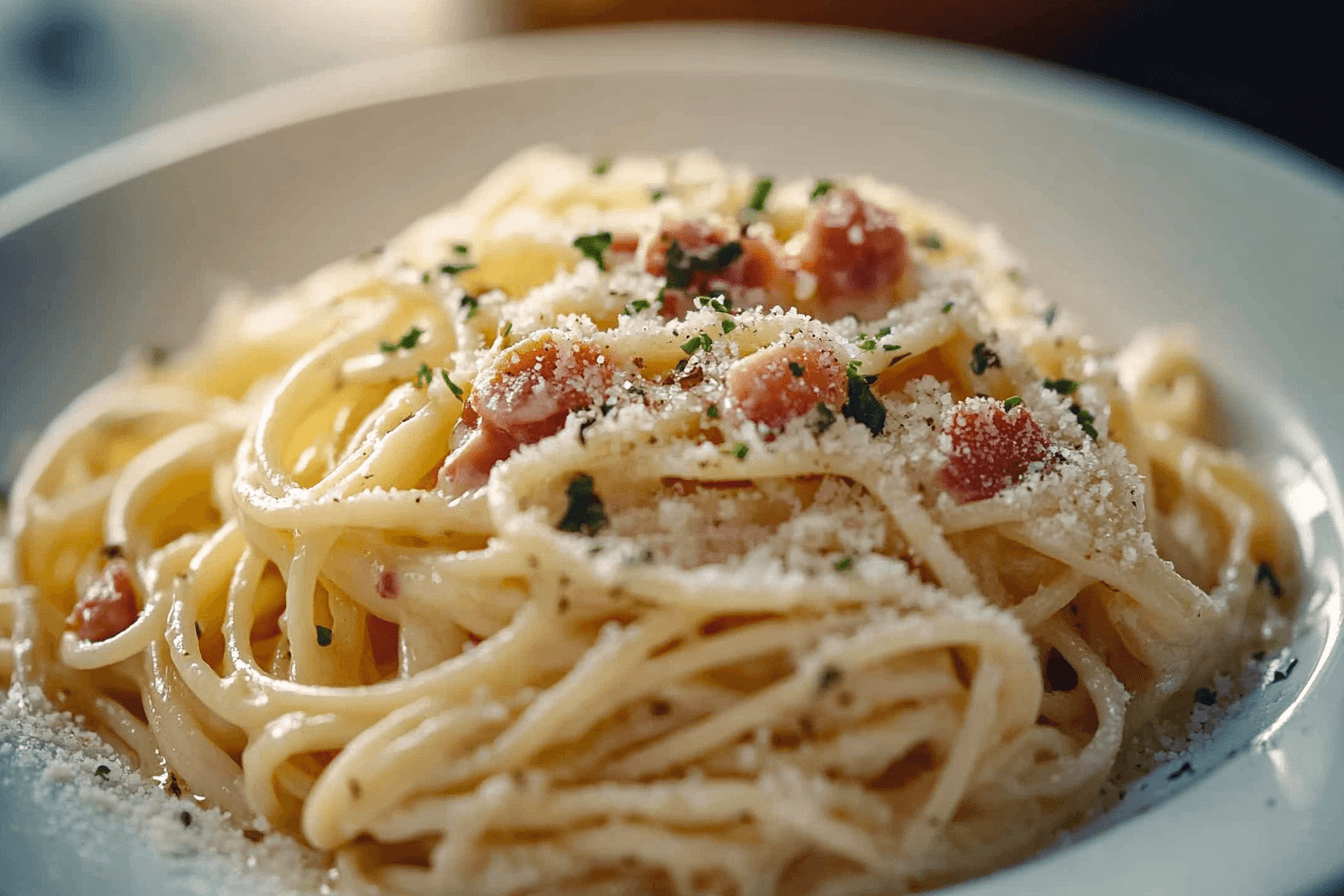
top-left (2, 24), bottom-right (1343, 896)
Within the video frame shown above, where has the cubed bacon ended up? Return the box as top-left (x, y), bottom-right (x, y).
top-left (727, 343), bottom-right (847, 431)
top-left (798, 188), bottom-right (909, 320)
top-left (645, 221), bottom-right (785, 317)
top-left (440, 336), bottom-right (614, 493)
top-left (69, 557), bottom-right (140, 642)
top-left (938, 401), bottom-right (1052, 503)
top-left (608, 232), bottom-right (641, 264)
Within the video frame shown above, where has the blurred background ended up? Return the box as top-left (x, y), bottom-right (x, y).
top-left (0, 0), bottom-right (1339, 196)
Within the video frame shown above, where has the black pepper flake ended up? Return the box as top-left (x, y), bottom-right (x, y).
top-left (817, 665), bottom-right (843, 693)
top-left (1272, 658), bottom-right (1299, 683)
top-left (970, 342), bottom-right (1001, 375)
top-left (348, 778), bottom-right (363, 799)
top-left (1256, 562), bottom-right (1283, 598)
top-left (166, 773), bottom-right (182, 797)
top-left (179, 810), bottom-right (192, 827)
top-left (1043, 305), bottom-right (1058, 326)
top-left (1167, 762), bottom-right (1194, 781)
top-left (1194, 687), bottom-right (1216, 706)
top-left (316, 625), bottom-right (332, 647)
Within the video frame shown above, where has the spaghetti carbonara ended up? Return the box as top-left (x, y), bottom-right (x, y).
top-left (0, 147), bottom-right (1295, 895)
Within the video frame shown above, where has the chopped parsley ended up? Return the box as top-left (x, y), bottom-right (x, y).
top-left (452, 243), bottom-right (470, 255)
top-left (1194, 687), bottom-right (1216, 706)
top-left (441, 371), bottom-right (464, 399)
top-left (500, 321), bottom-right (512, 338)
top-left (970, 342), bottom-right (1001, 375)
top-left (558, 473), bottom-right (608, 535)
top-left (651, 188), bottom-right (666, 201)
top-left (705, 404), bottom-right (720, 419)
top-left (729, 442), bottom-right (749, 459)
top-left (810, 180), bottom-right (834, 200)
top-left (695, 294), bottom-right (734, 313)
top-left (573, 231), bottom-right (614, 271)
top-left (460, 295), bottom-right (479, 319)
top-left (316, 625), bottom-right (332, 647)
top-left (1043, 378), bottom-right (1079, 395)
top-left (1069, 403), bottom-right (1099, 439)
top-left (747, 177), bottom-right (773, 212)
top-left (842, 366), bottom-right (886, 436)
top-left (681, 333), bottom-right (713, 355)
top-left (94, 765), bottom-right (110, 779)
top-left (440, 262), bottom-right (476, 276)
top-left (623, 298), bottom-right (651, 315)
top-left (942, 302), bottom-right (954, 313)
top-left (1003, 396), bottom-right (1024, 411)
top-left (919, 232), bottom-right (943, 250)
top-left (380, 326), bottom-right (423, 353)
top-left (1256, 561), bottom-right (1283, 598)
top-left (808, 402), bottom-right (837, 434)
top-left (721, 319), bottom-right (737, 335)
top-left (857, 338), bottom-right (877, 352)
top-left (415, 363), bottom-right (434, 388)
top-left (788, 361), bottom-right (806, 377)
top-left (834, 556), bottom-right (853, 572)
top-left (882, 343), bottom-right (903, 352)
top-left (592, 158), bottom-right (611, 175)
top-left (664, 239), bottom-right (743, 289)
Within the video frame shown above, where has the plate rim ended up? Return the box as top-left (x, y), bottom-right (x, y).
top-left (2, 22), bottom-right (1343, 240)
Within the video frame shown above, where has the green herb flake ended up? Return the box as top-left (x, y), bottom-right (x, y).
top-left (558, 473), bottom-right (608, 536)
top-left (842, 366), bottom-right (886, 436)
top-left (1069, 403), bottom-right (1099, 440)
top-left (592, 158), bottom-right (611, 175)
top-left (809, 402), bottom-right (837, 435)
top-left (316, 625), bottom-right (333, 647)
top-left (747, 177), bottom-right (773, 212)
top-left (1043, 305), bottom-right (1058, 326)
top-left (882, 343), bottom-right (903, 352)
top-left (664, 239), bottom-right (744, 290)
top-left (705, 404), bottom-right (720, 419)
top-left (501, 321), bottom-right (513, 338)
top-left (440, 262), bottom-right (476, 276)
top-left (920, 232), bottom-right (943, 250)
top-left (460, 295), bottom-right (479, 319)
top-left (1256, 562), bottom-right (1283, 598)
top-left (834, 556), bottom-right (853, 572)
top-left (94, 765), bottom-right (111, 779)
top-left (858, 338), bottom-right (877, 352)
top-left (651, 188), bottom-right (666, 201)
top-left (380, 326), bottom-right (424, 353)
top-left (1043, 378), bottom-right (1079, 395)
top-left (421, 272), bottom-right (432, 284)
top-left (623, 298), bottom-right (651, 316)
top-left (788, 361), bottom-right (806, 377)
top-left (730, 442), bottom-right (749, 459)
top-left (942, 301), bottom-right (954, 314)
top-left (452, 243), bottom-right (470, 255)
top-left (721, 319), bottom-right (737, 335)
top-left (441, 371), bottom-right (464, 400)
top-left (1194, 687), bottom-right (1216, 706)
top-left (415, 363), bottom-right (434, 388)
top-left (681, 333), bottom-right (712, 355)
top-left (1003, 396), bottom-right (1024, 411)
top-left (970, 342), bottom-right (1001, 376)
top-left (573, 231), bottom-right (615, 271)
top-left (810, 180), bottom-right (834, 200)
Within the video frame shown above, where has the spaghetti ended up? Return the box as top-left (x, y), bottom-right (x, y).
top-left (1, 147), bottom-right (1296, 895)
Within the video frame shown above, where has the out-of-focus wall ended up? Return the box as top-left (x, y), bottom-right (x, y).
top-left (0, 0), bottom-right (509, 193)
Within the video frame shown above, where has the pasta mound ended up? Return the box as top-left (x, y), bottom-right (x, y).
top-left (1, 147), bottom-right (1295, 895)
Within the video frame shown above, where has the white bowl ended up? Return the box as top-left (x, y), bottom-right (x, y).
top-left (2, 23), bottom-right (1343, 896)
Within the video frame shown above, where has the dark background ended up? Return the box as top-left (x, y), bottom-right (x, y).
top-left (522, 1), bottom-right (1342, 173)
